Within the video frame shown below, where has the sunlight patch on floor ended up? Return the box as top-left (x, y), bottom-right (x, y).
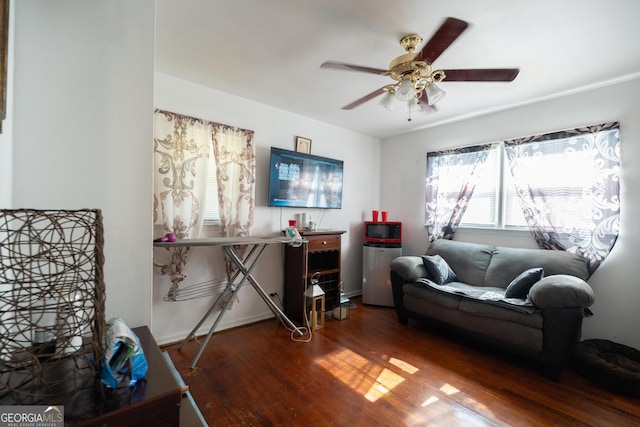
top-left (315, 348), bottom-right (415, 402)
top-left (421, 395), bottom-right (439, 407)
top-left (418, 383), bottom-right (459, 408)
top-left (417, 383), bottom-right (459, 409)
top-left (315, 349), bottom-right (494, 425)
top-left (389, 357), bottom-right (419, 374)
top-left (440, 383), bottom-right (460, 395)
top-left (407, 384), bottom-right (472, 426)
top-left (364, 368), bottom-right (405, 402)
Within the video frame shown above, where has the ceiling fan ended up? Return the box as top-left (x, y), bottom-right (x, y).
top-left (321, 17), bottom-right (519, 118)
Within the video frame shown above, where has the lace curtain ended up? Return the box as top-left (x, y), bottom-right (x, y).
top-left (212, 125), bottom-right (256, 279)
top-left (504, 122), bottom-right (620, 275)
top-left (153, 110), bottom-right (211, 298)
top-left (425, 145), bottom-right (491, 241)
top-left (153, 109), bottom-right (255, 299)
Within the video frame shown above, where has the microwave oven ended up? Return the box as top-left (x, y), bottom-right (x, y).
top-left (363, 221), bottom-right (401, 244)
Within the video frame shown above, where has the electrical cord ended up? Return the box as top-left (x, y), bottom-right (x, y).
top-left (290, 248), bottom-right (314, 342)
top-left (279, 245), bottom-right (315, 343)
top-left (274, 211), bottom-right (319, 343)
top-left (276, 299), bottom-right (313, 343)
top-left (289, 311), bottom-right (313, 343)
top-left (317, 209), bottom-right (327, 230)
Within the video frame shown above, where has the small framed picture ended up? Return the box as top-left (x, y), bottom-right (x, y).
top-left (295, 136), bottom-right (312, 154)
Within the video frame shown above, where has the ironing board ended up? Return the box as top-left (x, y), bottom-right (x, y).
top-left (154, 236), bottom-right (304, 368)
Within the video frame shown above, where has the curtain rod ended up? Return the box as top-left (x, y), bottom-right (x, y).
top-left (154, 108), bottom-right (255, 136)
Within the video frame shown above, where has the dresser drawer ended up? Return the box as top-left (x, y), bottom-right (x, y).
top-left (307, 235), bottom-right (341, 252)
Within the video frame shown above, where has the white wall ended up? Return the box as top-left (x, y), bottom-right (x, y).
top-left (381, 77), bottom-right (640, 349)
top-left (10, 1), bottom-right (155, 328)
top-left (153, 72), bottom-right (380, 344)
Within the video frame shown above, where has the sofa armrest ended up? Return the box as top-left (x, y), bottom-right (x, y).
top-left (529, 274), bottom-right (595, 309)
top-left (390, 256), bottom-right (427, 282)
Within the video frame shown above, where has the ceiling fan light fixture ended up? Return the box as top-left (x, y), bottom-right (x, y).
top-left (378, 91), bottom-right (395, 110)
top-left (396, 78), bottom-right (415, 101)
top-left (425, 83), bottom-right (446, 105)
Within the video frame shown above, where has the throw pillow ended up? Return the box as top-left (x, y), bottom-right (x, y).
top-left (504, 267), bottom-right (544, 299)
top-left (421, 254), bottom-right (457, 285)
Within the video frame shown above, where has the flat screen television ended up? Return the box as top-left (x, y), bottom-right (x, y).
top-left (268, 147), bottom-right (343, 209)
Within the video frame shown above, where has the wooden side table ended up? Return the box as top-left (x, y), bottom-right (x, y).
top-left (284, 230), bottom-right (346, 324)
top-left (73, 326), bottom-right (182, 427)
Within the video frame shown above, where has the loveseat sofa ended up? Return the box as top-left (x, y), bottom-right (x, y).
top-left (390, 239), bottom-right (595, 380)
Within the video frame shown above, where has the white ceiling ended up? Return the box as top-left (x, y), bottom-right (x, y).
top-left (155, 0), bottom-right (640, 139)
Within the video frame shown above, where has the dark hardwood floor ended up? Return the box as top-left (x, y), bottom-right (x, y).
top-left (162, 298), bottom-right (640, 426)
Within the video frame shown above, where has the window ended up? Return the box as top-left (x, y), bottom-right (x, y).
top-left (459, 145), bottom-right (501, 227)
top-left (459, 133), bottom-right (619, 232)
top-left (203, 156), bottom-right (220, 223)
top-left (425, 122), bottom-right (620, 274)
top-left (154, 107), bottom-right (255, 252)
top-left (461, 143), bottom-right (528, 228)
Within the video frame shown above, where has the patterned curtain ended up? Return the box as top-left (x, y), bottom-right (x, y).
top-left (153, 109), bottom-right (255, 298)
top-left (212, 125), bottom-right (256, 279)
top-left (153, 110), bottom-right (212, 299)
top-left (425, 145), bottom-right (491, 241)
top-left (504, 122), bottom-right (620, 275)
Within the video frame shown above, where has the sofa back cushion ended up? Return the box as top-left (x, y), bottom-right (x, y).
top-left (426, 239), bottom-right (493, 287)
top-left (426, 239), bottom-right (590, 289)
top-left (484, 246), bottom-right (589, 288)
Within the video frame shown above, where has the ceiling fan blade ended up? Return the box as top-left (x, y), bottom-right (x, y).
top-left (442, 68), bottom-right (520, 81)
top-left (418, 17), bottom-right (469, 64)
top-left (342, 87), bottom-right (386, 110)
top-left (321, 61), bottom-right (388, 75)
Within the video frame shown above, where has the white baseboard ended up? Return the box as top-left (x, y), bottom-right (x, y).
top-left (156, 291), bottom-right (363, 346)
top-left (156, 311), bottom-right (277, 346)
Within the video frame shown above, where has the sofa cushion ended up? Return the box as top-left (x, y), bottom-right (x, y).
top-left (426, 239), bottom-right (493, 286)
top-left (458, 298), bottom-right (543, 329)
top-left (404, 282), bottom-right (461, 310)
top-left (422, 254), bottom-right (457, 285)
top-left (403, 293), bottom-right (543, 353)
top-left (504, 267), bottom-right (544, 299)
top-left (484, 246), bottom-right (589, 287)
top-left (415, 279), bottom-right (538, 314)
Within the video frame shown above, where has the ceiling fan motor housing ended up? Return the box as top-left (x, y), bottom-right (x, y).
top-left (386, 34), bottom-right (446, 95)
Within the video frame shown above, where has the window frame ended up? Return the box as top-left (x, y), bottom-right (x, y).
top-left (457, 142), bottom-right (529, 231)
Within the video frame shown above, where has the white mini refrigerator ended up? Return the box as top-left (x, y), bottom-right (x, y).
top-left (362, 244), bottom-right (402, 307)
